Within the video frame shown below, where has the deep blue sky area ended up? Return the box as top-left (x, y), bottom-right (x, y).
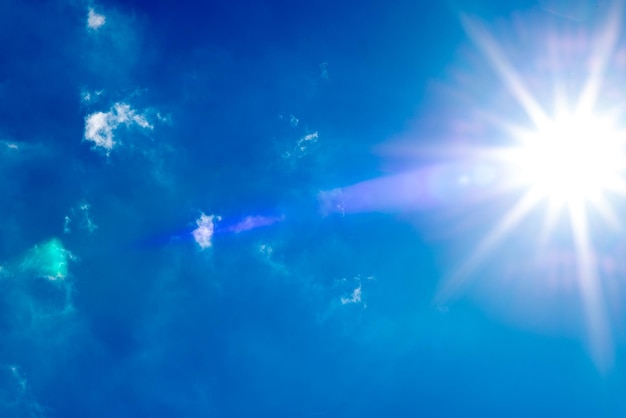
top-left (2, 0), bottom-right (626, 417)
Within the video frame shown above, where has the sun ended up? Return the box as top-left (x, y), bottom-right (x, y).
top-left (436, 8), bottom-right (626, 368)
top-left (512, 111), bottom-right (626, 207)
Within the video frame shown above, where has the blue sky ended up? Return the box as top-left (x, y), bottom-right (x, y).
top-left (2, 0), bottom-right (626, 416)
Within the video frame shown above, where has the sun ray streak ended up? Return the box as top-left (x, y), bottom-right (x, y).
top-left (537, 198), bottom-right (564, 247)
top-left (576, 2), bottom-right (622, 115)
top-left (462, 16), bottom-right (551, 129)
top-left (436, 187), bottom-right (544, 303)
top-left (568, 200), bottom-right (613, 369)
top-left (587, 194), bottom-right (622, 231)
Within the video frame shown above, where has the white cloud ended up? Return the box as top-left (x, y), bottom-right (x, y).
top-left (316, 276), bottom-right (372, 325)
top-left (282, 131), bottom-right (319, 162)
top-left (298, 131), bottom-right (318, 148)
top-left (87, 8), bottom-right (106, 30)
top-left (340, 284), bottom-right (362, 305)
top-left (84, 111), bottom-right (114, 151)
top-left (84, 102), bottom-right (153, 154)
top-left (192, 213), bottom-right (219, 249)
top-left (338, 276), bottom-right (373, 307)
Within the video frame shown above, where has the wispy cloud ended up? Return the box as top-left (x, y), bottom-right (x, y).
top-left (64, 202), bottom-right (97, 234)
top-left (0, 140), bottom-right (19, 151)
top-left (256, 243), bottom-right (289, 275)
top-left (340, 284), bottom-right (362, 305)
top-left (319, 62), bottom-right (330, 81)
top-left (315, 275), bottom-right (373, 326)
top-left (84, 102), bottom-right (153, 154)
top-left (338, 276), bottom-right (373, 308)
top-left (227, 215), bottom-right (285, 233)
top-left (192, 213), bottom-right (219, 249)
top-left (0, 239), bottom-right (77, 322)
top-left (80, 88), bottom-right (103, 104)
top-left (0, 365), bottom-right (46, 417)
top-left (282, 131), bottom-right (319, 162)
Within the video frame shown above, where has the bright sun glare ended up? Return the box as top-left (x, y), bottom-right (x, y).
top-left (437, 6), bottom-right (626, 368)
top-left (515, 112), bottom-right (625, 205)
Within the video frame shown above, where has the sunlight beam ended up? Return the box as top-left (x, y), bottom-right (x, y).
top-left (568, 200), bottom-right (613, 369)
top-left (462, 16), bottom-right (551, 129)
top-left (575, 1), bottom-right (622, 116)
top-left (436, 187), bottom-right (543, 303)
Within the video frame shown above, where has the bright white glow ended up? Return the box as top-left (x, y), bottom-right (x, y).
top-left (514, 112), bottom-right (626, 204)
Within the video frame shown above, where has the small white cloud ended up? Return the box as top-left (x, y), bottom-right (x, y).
top-left (337, 275), bottom-right (373, 307)
top-left (155, 112), bottom-right (172, 124)
top-left (112, 103), bottom-right (153, 129)
top-left (84, 111), bottom-right (115, 151)
top-left (341, 284), bottom-right (362, 305)
top-left (258, 243), bottom-right (273, 257)
top-left (299, 131), bottom-right (318, 145)
top-left (256, 243), bottom-right (288, 275)
top-left (79, 204), bottom-right (98, 233)
top-left (283, 131), bottom-right (319, 162)
top-left (0, 140), bottom-right (19, 151)
top-left (63, 216), bottom-right (71, 234)
top-left (64, 203), bottom-right (97, 234)
top-left (81, 88), bottom-right (103, 104)
top-left (296, 132), bottom-right (318, 155)
top-left (83, 102), bottom-right (153, 154)
top-left (87, 8), bottom-right (106, 30)
top-left (192, 213), bottom-right (219, 249)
